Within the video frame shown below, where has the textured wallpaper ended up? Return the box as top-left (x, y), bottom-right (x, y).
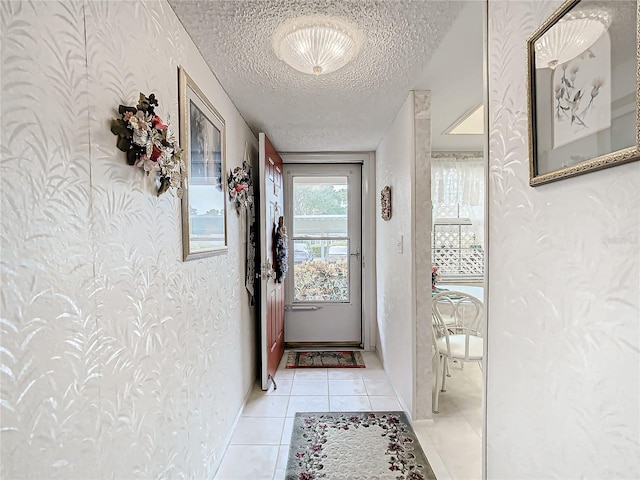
top-left (375, 92), bottom-right (433, 420)
top-left (487, 1), bottom-right (640, 478)
top-left (1, 1), bottom-right (258, 478)
top-left (376, 94), bottom-right (415, 416)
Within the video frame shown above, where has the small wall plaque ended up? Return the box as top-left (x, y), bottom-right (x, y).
top-left (381, 186), bottom-right (391, 221)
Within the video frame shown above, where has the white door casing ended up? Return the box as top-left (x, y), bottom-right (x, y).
top-left (283, 163), bottom-right (363, 345)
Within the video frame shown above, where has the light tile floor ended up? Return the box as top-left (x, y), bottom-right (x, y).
top-left (414, 359), bottom-right (483, 480)
top-left (214, 351), bottom-right (482, 480)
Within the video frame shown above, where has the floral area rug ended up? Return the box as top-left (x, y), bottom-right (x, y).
top-left (286, 351), bottom-right (365, 368)
top-left (286, 411), bottom-right (436, 480)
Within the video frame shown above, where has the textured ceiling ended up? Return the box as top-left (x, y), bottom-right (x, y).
top-left (168, 0), bottom-right (480, 152)
top-left (572, 0), bottom-right (637, 69)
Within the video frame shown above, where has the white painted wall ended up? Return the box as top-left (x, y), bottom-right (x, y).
top-left (487, 1), bottom-right (640, 478)
top-left (417, 0), bottom-right (484, 152)
top-left (375, 92), bottom-right (433, 419)
top-left (376, 94), bottom-right (416, 415)
top-left (1, 1), bottom-right (257, 478)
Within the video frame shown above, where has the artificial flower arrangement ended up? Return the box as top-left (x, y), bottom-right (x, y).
top-left (227, 160), bottom-right (252, 214)
top-left (110, 93), bottom-right (184, 197)
top-left (432, 265), bottom-right (441, 290)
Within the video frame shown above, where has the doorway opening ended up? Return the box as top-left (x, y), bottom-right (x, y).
top-left (283, 163), bottom-right (363, 347)
top-left (419, 1), bottom-right (487, 479)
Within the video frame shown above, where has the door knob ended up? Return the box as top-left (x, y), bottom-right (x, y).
top-left (350, 247), bottom-right (360, 261)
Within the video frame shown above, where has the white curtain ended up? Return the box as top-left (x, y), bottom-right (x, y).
top-left (431, 154), bottom-right (485, 246)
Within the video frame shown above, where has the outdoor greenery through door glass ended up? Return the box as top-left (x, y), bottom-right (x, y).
top-left (292, 177), bottom-right (349, 302)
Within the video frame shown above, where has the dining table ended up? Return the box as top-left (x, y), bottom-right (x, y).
top-left (432, 284), bottom-right (484, 302)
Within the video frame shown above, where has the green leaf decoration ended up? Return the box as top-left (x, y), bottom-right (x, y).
top-left (126, 149), bottom-right (138, 166)
top-left (157, 176), bottom-right (170, 196)
top-left (110, 118), bottom-right (131, 138)
top-left (116, 136), bottom-right (131, 153)
top-left (118, 105), bottom-right (137, 115)
top-left (137, 93), bottom-right (150, 112)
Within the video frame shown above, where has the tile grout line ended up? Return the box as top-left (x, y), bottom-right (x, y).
top-left (220, 358), bottom-right (478, 479)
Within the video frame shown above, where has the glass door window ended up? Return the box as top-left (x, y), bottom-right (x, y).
top-left (292, 177), bottom-right (349, 302)
top-left (283, 163), bottom-right (362, 345)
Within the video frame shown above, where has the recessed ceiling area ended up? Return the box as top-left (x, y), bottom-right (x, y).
top-left (446, 105), bottom-right (484, 136)
top-left (167, 0), bottom-right (484, 153)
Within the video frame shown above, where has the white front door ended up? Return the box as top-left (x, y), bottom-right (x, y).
top-left (283, 163), bottom-right (362, 345)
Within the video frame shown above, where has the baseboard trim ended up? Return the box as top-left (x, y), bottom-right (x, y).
top-left (285, 341), bottom-right (362, 349)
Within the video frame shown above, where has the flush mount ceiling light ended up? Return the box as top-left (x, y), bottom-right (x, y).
top-left (273, 17), bottom-right (362, 76)
top-left (534, 9), bottom-right (611, 69)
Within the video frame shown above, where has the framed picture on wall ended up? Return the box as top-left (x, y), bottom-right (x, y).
top-left (526, 0), bottom-right (640, 186)
top-left (178, 66), bottom-right (227, 260)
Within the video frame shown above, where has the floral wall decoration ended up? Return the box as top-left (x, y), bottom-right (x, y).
top-left (110, 93), bottom-right (184, 196)
top-left (381, 185), bottom-right (392, 220)
top-left (227, 160), bottom-right (253, 214)
top-left (274, 215), bottom-right (288, 283)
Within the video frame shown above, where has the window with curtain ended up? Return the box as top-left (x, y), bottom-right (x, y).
top-left (431, 152), bottom-right (485, 281)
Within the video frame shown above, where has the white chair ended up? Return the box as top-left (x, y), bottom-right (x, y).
top-left (432, 290), bottom-right (484, 414)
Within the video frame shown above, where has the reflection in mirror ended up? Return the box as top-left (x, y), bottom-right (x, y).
top-left (527, 0), bottom-right (639, 185)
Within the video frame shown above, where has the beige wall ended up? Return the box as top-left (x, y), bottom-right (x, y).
top-left (487, 1), bottom-right (640, 478)
top-left (1, 1), bottom-right (257, 477)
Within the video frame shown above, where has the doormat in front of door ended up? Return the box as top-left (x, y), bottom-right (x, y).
top-left (285, 350), bottom-right (365, 368)
top-left (286, 411), bottom-right (436, 479)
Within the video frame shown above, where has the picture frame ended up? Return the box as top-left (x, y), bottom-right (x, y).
top-left (178, 66), bottom-right (227, 260)
top-left (381, 186), bottom-right (391, 221)
top-left (527, 0), bottom-right (640, 186)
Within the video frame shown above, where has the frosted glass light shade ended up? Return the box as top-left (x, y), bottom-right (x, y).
top-left (535, 11), bottom-right (610, 69)
top-left (274, 18), bottom-right (360, 75)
